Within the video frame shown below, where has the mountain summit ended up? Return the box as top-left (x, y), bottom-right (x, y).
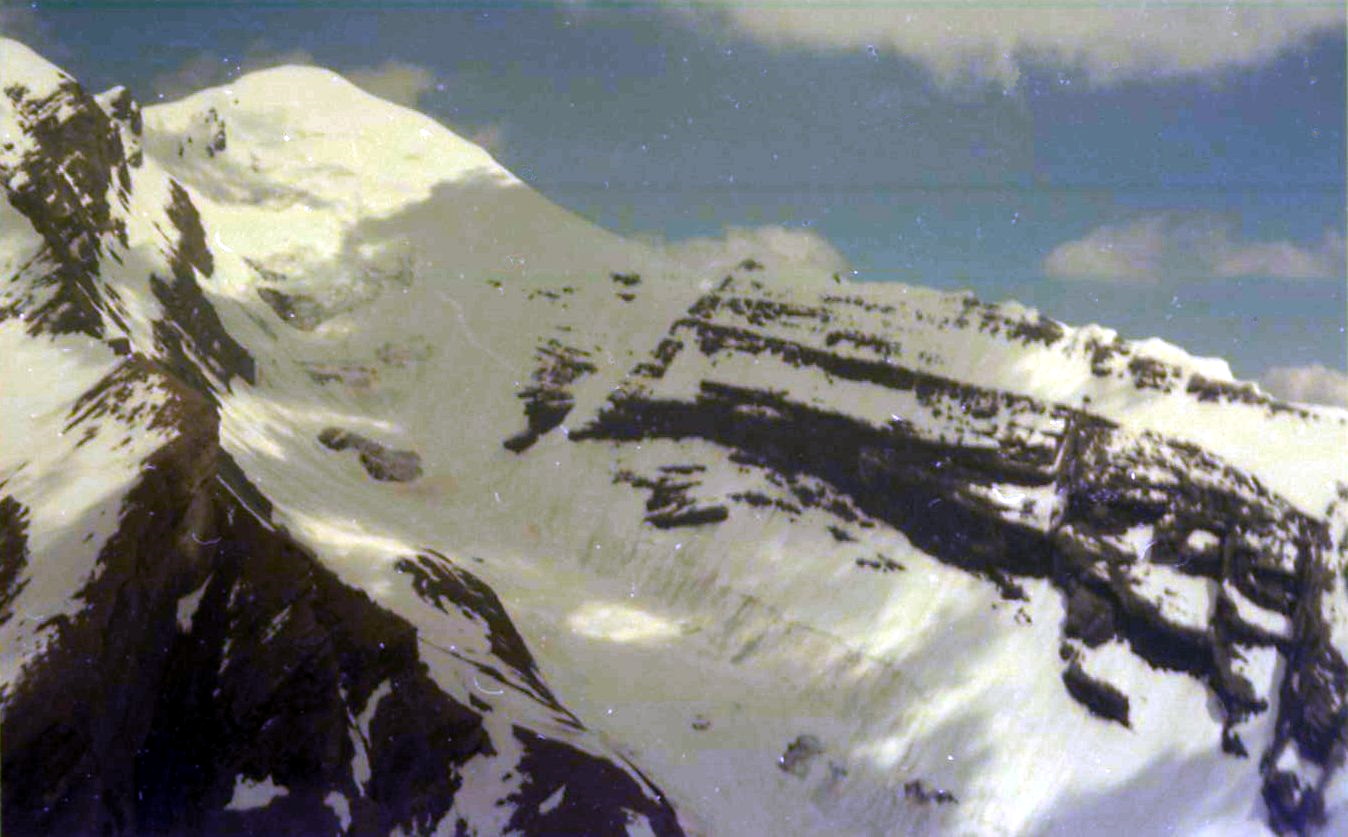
top-left (2, 39), bottom-right (1346, 835)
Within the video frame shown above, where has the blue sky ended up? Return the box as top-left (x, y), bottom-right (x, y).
top-left (4, 0), bottom-right (1345, 398)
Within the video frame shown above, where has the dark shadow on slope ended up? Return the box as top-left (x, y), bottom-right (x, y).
top-left (334, 174), bottom-right (654, 454)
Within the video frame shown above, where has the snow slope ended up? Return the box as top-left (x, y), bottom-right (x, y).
top-left (3, 38), bottom-right (1346, 836)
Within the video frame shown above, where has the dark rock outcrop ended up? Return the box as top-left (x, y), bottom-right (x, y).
top-left (319, 427), bottom-right (423, 483)
top-left (778, 734), bottom-right (824, 777)
top-left (0, 494), bottom-right (31, 628)
top-left (503, 338), bottom-right (597, 453)
top-left (150, 180), bottom-right (256, 395)
top-left (1061, 660), bottom-right (1131, 727)
top-left (904, 779), bottom-right (958, 806)
top-left (1, 73), bottom-right (132, 338)
top-left (257, 287), bottom-right (326, 331)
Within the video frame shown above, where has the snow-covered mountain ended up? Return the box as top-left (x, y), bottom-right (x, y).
top-left (2, 38), bottom-right (1346, 835)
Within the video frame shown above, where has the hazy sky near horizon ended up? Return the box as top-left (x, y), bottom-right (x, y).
top-left (3, 0), bottom-right (1345, 399)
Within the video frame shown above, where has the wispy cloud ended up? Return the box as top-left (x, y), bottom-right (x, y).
top-left (652, 224), bottom-right (850, 278)
top-left (1211, 234), bottom-right (1347, 280)
top-left (1260, 364), bottom-right (1348, 407)
top-left (151, 45), bottom-right (316, 101)
top-left (1043, 213), bottom-right (1345, 282)
top-left (152, 46), bottom-right (441, 110)
top-left (465, 123), bottom-right (506, 158)
top-left (343, 60), bottom-right (438, 108)
top-left (669, 1), bottom-right (1340, 87)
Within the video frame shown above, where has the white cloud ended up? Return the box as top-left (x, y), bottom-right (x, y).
top-left (1043, 214), bottom-right (1345, 282)
top-left (1260, 364), bottom-right (1348, 407)
top-left (343, 60), bottom-right (438, 108)
top-left (151, 46), bottom-right (316, 101)
top-left (151, 53), bottom-right (238, 100)
top-left (152, 47), bottom-right (439, 110)
top-left (676, 1), bottom-right (1341, 86)
top-left (1043, 215), bottom-right (1173, 281)
top-left (654, 225), bottom-right (850, 278)
top-left (1212, 232), bottom-right (1346, 280)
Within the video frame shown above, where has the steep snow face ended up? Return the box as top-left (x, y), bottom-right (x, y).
top-left (140, 65), bottom-right (504, 277)
top-left (5, 37), bottom-right (1347, 837)
top-left (2, 41), bottom-right (684, 837)
top-left (141, 64), bottom-right (672, 297)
